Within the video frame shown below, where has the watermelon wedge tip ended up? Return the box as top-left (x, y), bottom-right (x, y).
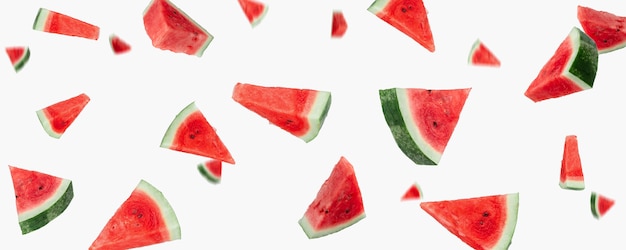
top-left (5, 46), bottom-right (31, 72)
top-left (109, 34), bottom-right (131, 54)
top-left (331, 10), bottom-right (348, 38)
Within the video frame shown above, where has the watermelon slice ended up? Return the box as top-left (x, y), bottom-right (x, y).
top-left (368, 0), bottom-right (435, 52)
top-left (5, 46), bottom-right (30, 72)
top-left (331, 10), bottom-right (348, 38)
top-left (109, 34), bottom-right (131, 54)
top-left (198, 159), bottom-right (222, 184)
top-left (420, 193), bottom-right (519, 250)
top-left (89, 179), bottom-right (181, 250)
top-left (238, 0), bottom-right (268, 27)
top-left (560, 135), bottom-right (585, 190)
top-left (32, 8), bottom-right (100, 40)
top-left (232, 82), bottom-right (332, 143)
top-left (468, 39), bottom-right (501, 67)
top-left (9, 165), bottom-right (73, 235)
top-left (590, 192), bottom-right (615, 219)
top-left (143, 0), bottom-right (214, 57)
top-left (577, 5), bottom-right (626, 54)
top-left (160, 101), bottom-right (235, 164)
top-left (379, 87), bottom-right (471, 165)
top-left (298, 156), bottom-right (366, 239)
top-left (524, 27), bottom-right (598, 102)
top-left (36, 93), bottom-right (91, 139)
top-left (401, 182), bottom-right (422, 201)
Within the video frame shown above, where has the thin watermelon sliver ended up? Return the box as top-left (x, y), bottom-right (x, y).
top-left (5, 46), bottom-right (30, 72)
top-left (36, 93), bottom-right (90, 139)
top-left (238, 0), bottom-right (268, 27)
top-left (198, 160), bottom-right (222, 184)
top-left (401, 182), bottom-right (422, 201)
top-left (32, 8), bottom-right (100, 40)
top-left (559, 135), bottom-right (585, 190)
top-left (591, 192), bottom-right (615, 219)
top-left (468, 39), bottom-right (501, 67)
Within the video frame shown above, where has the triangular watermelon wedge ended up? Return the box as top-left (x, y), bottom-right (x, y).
top-left (5, 46), bottom-right (30, 72)
top-left (591, 192), bottom-right (615, 219)
top-left (560, 135), bottom-right (585, 190)
top-left (401, 182), bottom-right (422, 201)
top-left (577, 5), bottom-right (626, 54)
top-left (32, 8), bottom-right (100, 40)
top-left (89, 179), bottom-right (181, 250)
top-left (331, 10), bottom-right (348, 38)
top-left (238, 0), bottom-right (268, 27)
top-left (109, 34), bottom-right (131, 54)
top-left (197, 159), bottom-right (222, 184)
top-left (9, 165), bottom-right (74, 235)
top-left (468, 39), bottom-right (501, 67)
top-left (368, 0), bottom-right (435, 52)
top-left (36, 93), bottom-right (91, 139)
top-left (420, 193), bottom-right (520, 250)
top-left (160, 101), bottom-right (235, 164)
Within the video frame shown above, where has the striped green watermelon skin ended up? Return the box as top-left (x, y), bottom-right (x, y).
top-left (5, 46), bottom-right (30, 72)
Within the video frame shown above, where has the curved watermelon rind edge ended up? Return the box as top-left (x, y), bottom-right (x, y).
top-left (18, 179), bottom-right (73, 234)
top-left (298, 211), bottom-right (366, 239)
top-left (299, 91), bottom-right (332, 143)
top-left (10, 47), bottom-right (31, 72)
top-left (249, 4), bottom-right (268, 28)
top-left (160, 101), bottom-right (199, 149)
top-left (136, 179), bottom-right (182, 240)
top-left (563, 27), bottom-right (598, 90)
top-left (35, 109), bottom-right (63, 139)
top-left (467, 39), bottom-right (482, 63)
top-left (590, 192), bottom-right (601, 219)
top-left (32, 8), bottom-right (50, 31)
top-left (197, 162), bottom-right (221, 184)
top-left (491, 192), bottom-right (520, 250)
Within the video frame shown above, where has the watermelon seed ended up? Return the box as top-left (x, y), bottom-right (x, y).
top-left (325, 209), bottom-right (329, 214)
top-left (433, 121), bottom-right (438, 127)
top-left (345, 209), bottom-right (350, 214)
top-left (483, 211), bottom-right (489, 217)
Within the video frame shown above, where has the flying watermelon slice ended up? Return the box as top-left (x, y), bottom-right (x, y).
top-left (32, 8), bottom-right (100, 40)
top-left (89, 179), bottom-right (181, 250)
top-left (379, 87), bottom-right (471, 165)
top-left (331, 10), bottom-right (348, 38)
top-left (232, 82), bottom-right (332, 143)
top-left (368, 0), bottom-right (435, 52)
top-left (401, 182), bottom-right (422, 201)
top-left (5, 46), bottom-right (30, 72)
top-left (109, 34), bottom-right (131, 54)
top-left (197, 159), bottom-right (222, 184)
top-left (36, 93), bottom-right (90, 139)
top-left (420, 193), bottom-right (520, 250)
top-left (160, 101), bottom-right (235, 164)
top-left (590, 192), bottom-right (615, 219)
top-left (468, 39), bottom-right (501, 67)
top-left (298, 156), bottom-right (366, 239)
top-left (9, 165), bottom-right (74, 235)
top-left (560, 135), bottom-right (585, 190)
top-left (143, 0), bottom-right (214, 56)
top-left (238, 0), bottom-right (268, 27)
top-left (524, 27), bottom-right (598, 102)
top-left (577, 5), bottom-right (626, 54)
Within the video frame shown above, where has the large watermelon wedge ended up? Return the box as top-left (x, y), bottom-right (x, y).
top-left (36, 93), bottom-right (90, 139)
top-left (560, 135), bottom-right (585, 190)
top-left (89, 179), bottom-right (181, 250)
top-left (590, 192), bottom-right (615, 220)
top-left (468, 39), bottom-right (501, 67)
top-left (577, 5), bottom-right (626, 54)
top-left (5, 46), bottom-right (30, 72)
top-left (379, 87), bottom-right (471, 165)
top-left (420, 193), bottom-right (520, 250)
top-left (368, 0), bottom-right (435, 52)
top-left (9, 165), bottom-right (73, 235)
top-left (524, 27), bottom-right (598, 102)
top-left (298, 156), bottom-right (366, 239)
top-left (32, 8), bottom-right (100, 40)
top-left (238, 0), bottom-right (268, 27)
top-left (161, 101), bottom-right (235, 164)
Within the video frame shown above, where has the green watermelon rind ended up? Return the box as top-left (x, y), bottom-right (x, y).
top-left (136, 180), bottom-right (181, 240)
top-left (559, 179), bottom-right (585, 190)
top-left (491, 193), bottom-right (520, 250)
top-left (8, 47), bottom-right (31, 72)
top-left (35, 109), bottom-right (63, 139)
top-left (590, 192), bottom-right (601, 219)
top-left (160, 102), bottom-right (198, 149)
top-left (197, 162), bottom-right (221, 184)
top-left (32, 8), bottom-right (50, 31)
top-left (366, 0), bottom-right (390, 14)
top-left (299, 91), bottom-right (332, 143)
top-left (250, 4), bottom-right (268, 28)
top-left (17, 179), bottom-right (73, 234)
top-left (467, 39), bottom-right (483, 64)
top-left (562, 27), bottom-right (598, 90)
top-left (298, 211), bottom-right (366, 239)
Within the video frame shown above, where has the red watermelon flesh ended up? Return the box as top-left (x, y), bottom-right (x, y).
top-left (109, 34), bottom-right (131, 54)
top-left (468, 39), bottom-right (501, 67)
top-left (298, 156), bottom-right (366, 239)
top-left (591, 192), bottom-right (615, 219)
top-left (5, 46), bottom-right (30, 72)
top-left (401, 182), bottom-right (422, 201)
top-left (331, 10), bottom-right (348, 38)
top-left (238, 0), bottom-right (268, 27)
top-left (36, 93), bottom-right (90, 139)
top-left (32, 8), bottom-right (100, 40)
top-left (577, 5), bottom-right (626, 54)
top-left (420, 193), bottom-right (519, 250)
top-left (198, 159), bottom-right (222, 184)
top-left (160, 102), bottom-right (235, 164)
top-left (89, 179), bottom-right (181, 250)
top-left (368, 0), bottom-right (435, 52)
top-left (560, 135), bottom-right (585, 190)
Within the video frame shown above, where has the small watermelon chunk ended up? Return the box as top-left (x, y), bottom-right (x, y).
top-left (161, 101), bottom-right (235, 164)
top-left (298, 156), bottom-right (366, 239)
top-left (560, 135), bottom-right (585, 190)
top-left (9, 165), bottom-right (73, 235)
top-left (578, 5), bottom-right (626, 54)
top-left (420, 193), bottom-right (519, 250)
top-left (590, 192), bottom-right (615, 219)
top-left (238, 0), bottom-right (268, 27)
top-left (5, 46), bottom-right (30, 72)
top-left (143, 0), bottom-right (214, 57)
top-left (89, 179), bottom-right (181, 250)
top-left (198, 159), bottom-right (222, 184)
top-left (109, 34), bottom-right (131, 54)
top-left (524, 27), bottom-right (598, 102)
top-left (36, 93), bottom-right (90, 139)
top-left (368, 0), bottom-right (435, 52)
top-left (232, 82), bottom-right (332, 143)
top-left (331, 10), bottom-right (348, 38)
top-left (32, 8), bottom-right (99, 40)
top-left (401, 182), bottom-right (422, 201)
top-left (468, 39), bottom-right (501, 67)
top-left (379, 87), bottom-right (471, 165)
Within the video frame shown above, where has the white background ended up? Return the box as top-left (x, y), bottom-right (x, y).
top-left (0, 0), bottom-right (623, 249)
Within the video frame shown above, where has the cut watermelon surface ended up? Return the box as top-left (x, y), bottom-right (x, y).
top-left (368, 0), bottom-right (435, 52)
top-left (590, 192), bottom-right (615, 219)
top-left (143, 0), bottom-right (214, 56)
top-left (299, 156), bottom-right (366, 239)
top-left (5, 46), bottom-right (30, 72)
top-left (379, 87), bottom-right (471, 165)
top-left (89, 179), bottom-right (181, 250)
top-left (331, 10), bottom-right (348, 38)
top-left (9, 165), bottom-right (73, 235)
top-left (577, 5), bottom-right (626, 54)
top-left (32, 8), bottom-right (100, 40)
top-left (232, 82), bottom-right (332, 143)
top-left (161, 101), bottom-right (235, 164)
top-left (36, 93), bottom-right (90, 139)
top-left (401, 182), bottom-right (422, 201)
top-left (420, 193), bottom-right (519, 250)
top-left (198, 159), bottom-right (222, 184)
top-left (109, 34), bottom-right (131, 54)
top-left (238, 0), bottom-right (268, 27)
top-left (468, 39), bottom-right (501, 67)
top-left (524, 27), bottom-right (598, 102)
top-left (560, 135), bottom-right (585, 190)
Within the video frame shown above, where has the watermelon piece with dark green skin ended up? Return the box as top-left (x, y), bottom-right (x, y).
top-left (379, 87), bottom-right (471, 165)
top-left (468, 39), bottom-right (501, 67)
top-left (32, 8), bottom-right (99, 40)
top-left (232, 82), bottom-right (332, 143)
top-left (9, 165), bottom-right (74, 235)
top-left (89, 179), bottom-right (181, 250)
top-left (238, 0), bottom-right (268, 27)
top-left (198, 159), bottom-right (222, 184)
top-left (143, 0), bottom-right (214, 57)
top-left (36, 93), bottom-right (90, 139)
top-left (5, 46), bottom-right (30, 72)
top-left (161, 101), bottom-right (235, 164)
top-left (524, 27), bottom-right (598, 102)
top-left (401, 182), bottom-right (422, 201)
top-left (109, 34), bottom-right (131, 54)
top-left (591, 192), bottom-right (615, 219)
top-left (560, 135), bottom-right (585, 190)
top-left (420, 193), bottom-right (519, 250)
top-left (331, 10), bottom-right (348, 38)
top-left (298, 156), bottom-right (366, 239)
top-left (368, 0), bottom-right (435, 52)
top-left (577, 5), bottom-right (626, 54)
